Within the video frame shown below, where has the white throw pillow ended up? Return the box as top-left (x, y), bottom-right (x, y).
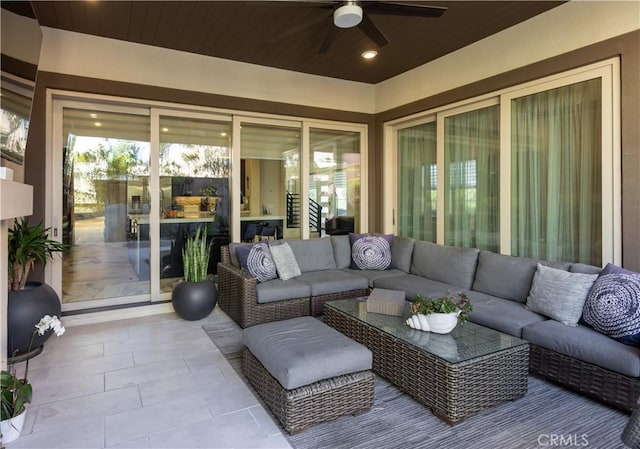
top-left (269, 242), bottom-right (301, 281)
top-left (526, 263), bottom-right (597, 326)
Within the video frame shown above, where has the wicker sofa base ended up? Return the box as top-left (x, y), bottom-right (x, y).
top-left (311, 288), bottom-right (370, 316)
top-left (217, 257), bottom-right (310, 328)
top-left (243, 348), bottom-right (374, 435)
top-left (529, 345), bottom-right (640, 413)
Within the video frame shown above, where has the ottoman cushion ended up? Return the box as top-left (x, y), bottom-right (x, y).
top-left (243, 316), bottom-right (372, 390)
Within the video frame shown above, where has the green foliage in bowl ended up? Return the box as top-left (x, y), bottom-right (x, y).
top-left (409, 291), bottom-right (473, 324)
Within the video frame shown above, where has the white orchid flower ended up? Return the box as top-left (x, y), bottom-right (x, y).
top-left (34, 315), bottom-right (66, 337)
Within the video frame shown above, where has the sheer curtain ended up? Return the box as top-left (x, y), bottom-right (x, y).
top-left (511, 78), bottom-right (602, 265)
top-left (397, 122), bottom-right (436, 242)
top-left (444, 106), bottom-right (499, 251)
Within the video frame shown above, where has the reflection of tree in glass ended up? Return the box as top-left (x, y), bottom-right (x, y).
top-left (73, 139), bottom-right (145, 211)
top-left (160, 143), bottom-right (228, 177)
top-left (1, 110), bottom-right (28, 162)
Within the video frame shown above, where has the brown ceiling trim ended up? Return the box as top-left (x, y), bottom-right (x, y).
top-left (1, 54), bottom-right (38, 81)
top-left (34, 70), bottom-right (374, 126)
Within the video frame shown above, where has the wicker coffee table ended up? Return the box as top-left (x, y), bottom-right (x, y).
top-left (324, 297), bottom-right (530, 424)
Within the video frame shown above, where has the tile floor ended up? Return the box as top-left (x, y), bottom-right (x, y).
top-left (4, 309), bottom-right (293, 449)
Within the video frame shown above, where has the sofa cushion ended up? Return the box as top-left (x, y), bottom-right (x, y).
top-left (522, 319), bottom-right (640, 378)
top-left (235, 242), bottom-right (277, 283)
top-left (331, 235), bottom-right (352, 269)
top-left (373, 274), bottom-right (461, 301)
top-left (296, 270), bottom-right (368, 296)
top-left (349, 234), bottom-right (393, 270)
top-left (526, 264), bottom-right (597, 326)
top-left (391, 236), bottom-right (415, 273)
top-left (410, 241), bottom-right (479, 289)
top-left (583, 263), bottom-right (640, 346)
top-left (228, 242), bottom-right (252, 268)
top-left (466, 290), bottom-right (547, 337)
top-left (268, 241), bottom-right (301, 281)
top-left (472, 251), bottom-right (538, 303)
top-left (243, 316), bottom-right (372, 390)
top-left (287, 238), bottom-right (337, 272)
top-left (343, 268), bottom-right (406, 288)
top-left (570, 263), bottom-right (603, 275)
top-left (255, 278), bottom-right (311, 304)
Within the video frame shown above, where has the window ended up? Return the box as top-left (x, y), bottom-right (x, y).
top-left (388, 59), bottom-right (619, 267)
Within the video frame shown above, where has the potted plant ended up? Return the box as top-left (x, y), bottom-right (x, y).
top-left (171, 226), bottom-right (217, 321)
top-left (7, 218), bottom-right (69, 359)
top-left (406, 291), bottom-right (473, 334)
top-left (1, 315), bottom-right (65, 443)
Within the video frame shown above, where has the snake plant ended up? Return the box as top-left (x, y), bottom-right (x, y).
top-left (182, 227), bottom-right (213, 282)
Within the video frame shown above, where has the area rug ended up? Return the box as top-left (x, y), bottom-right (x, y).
top-left (203, 315), bottom-right (629, 449)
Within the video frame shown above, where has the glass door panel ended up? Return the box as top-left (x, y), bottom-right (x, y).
top-left (397, 122), bottom-right (437, 241)
top-left (158, 116), bottom-right (231, 293)
top-left (310, 128), bottom-right (361, 237)
top-left (444, 106), bottom-right (499, 251)
top-left (511, 79), bottom-right (602, 264)
top-left (62, 108), bottom-right (150, 303)
top-left (240, 123), bottom-right (300, 241)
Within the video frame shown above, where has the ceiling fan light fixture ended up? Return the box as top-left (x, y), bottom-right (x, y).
top-left (334, 3), bottom-right (363, 29)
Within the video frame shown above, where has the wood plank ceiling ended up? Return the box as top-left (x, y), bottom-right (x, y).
top-left (20, 1), bottom-right (564, 84)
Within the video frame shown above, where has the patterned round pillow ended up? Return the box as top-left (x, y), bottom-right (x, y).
top-left (236, 242), bottom-right (277, 283)
top-left (350, 234), bottom-right (392, 270)
top-left (583, 272), bottom-right (640, 345)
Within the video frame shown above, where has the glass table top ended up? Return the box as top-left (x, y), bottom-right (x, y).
top-left (325, 298), bottom-right (528, 364)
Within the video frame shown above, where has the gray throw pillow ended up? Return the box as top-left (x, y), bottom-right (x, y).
top-left (526, 263), bottom-right (598, 326)
top-left (269, 242), bottom-right (301, 281)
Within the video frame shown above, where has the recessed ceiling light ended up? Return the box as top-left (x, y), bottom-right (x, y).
top-left (94, 122), bottom-right (102, 127)
top-left (361, 50), bottom-right (378, 60)
top-left (221, 132), bottom-right (227, 137)
top-left (89, 113), bottom-right (98, 119)
top-left (162, 127), bottom-right (169, 132)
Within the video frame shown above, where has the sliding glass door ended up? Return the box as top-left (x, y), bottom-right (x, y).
top-left (444, 105), bottom-right (499, 252)
top-left (387, 59), bottom-right (618, 266)
top-left (156, 115), bottom-right (231, 294)
top-left (510, 78), bottom-right (602, 265)
top-left (54, 103), bottom-right (231, 309)
top-left (310, 127), bottom-right (361, 237)
top-left (238, 121), bottom-right (301, 242)
top-left (397, 121), bottom-right (437, 242)
top-left (50, 97), bottom-right (368, 311)
top-left (60, 107), bottom-right (151, 305)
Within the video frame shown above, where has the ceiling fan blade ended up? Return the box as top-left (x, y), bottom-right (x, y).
top-left (365, 2), bottom-right (447, 18)
top-left (357, 14), bottom-right (389, 47)
top-left (318, 26), bottom-right (340, 54)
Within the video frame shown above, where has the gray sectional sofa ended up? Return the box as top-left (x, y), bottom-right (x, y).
top-left (217, 235), bottom-right (640, 413)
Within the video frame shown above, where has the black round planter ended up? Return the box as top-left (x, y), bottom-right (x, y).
top-left (171, 279), bottom-right (217, 321)
top-left (7, 282), bottom-right (62, 361)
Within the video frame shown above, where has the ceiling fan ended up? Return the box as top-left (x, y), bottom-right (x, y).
top-left (268, 1), bottom-right (447, 54)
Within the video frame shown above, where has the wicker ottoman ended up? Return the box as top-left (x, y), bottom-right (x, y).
top-left (242, 316), bottom-right (374, 434)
